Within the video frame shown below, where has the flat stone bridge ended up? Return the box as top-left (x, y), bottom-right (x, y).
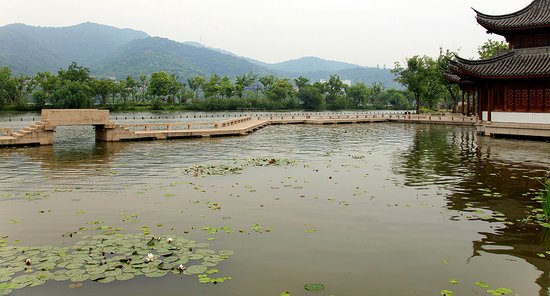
top-left (0, 109), bottom-right (476, 147)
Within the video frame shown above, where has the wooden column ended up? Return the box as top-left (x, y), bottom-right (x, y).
top-left (544, 87), bottom-right (547, 112)
top-left (488, 88), bottom-right (493, 122)
top-left (467, 90), bottom-right (471, 116)
top-left (478, 89), bottom-right (482, 117)
top-left (461, 91), bottom-right (465, 115)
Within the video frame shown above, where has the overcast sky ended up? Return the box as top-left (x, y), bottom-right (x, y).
top-left (0, 0), bottom-right (533, 67)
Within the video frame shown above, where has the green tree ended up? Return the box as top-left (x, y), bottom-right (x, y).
top-left (47, 63), bottom-right (94, 108)
top-left (220, 76), bottom-right (234, 98)
top-left (478, 39), bottom-right (509, 59)
top-left (235, 73), bottom-right (256, 98)
top-left (188, 75), bottom-right (205, 98)
top-left (265, 79), bottom-right (295, 102)
top-left (325, 75), bottom-right (349, 109)
top-left (32, 72), bottom-right (58, 107)
top-left (436, 49), bottom-right (461, 109)
top-left (392, 55), bottom-right (442, 113)
top-left (147, 71), bottom-right (179, 103)
top-left (138, 74), bottom-right (148, 100)
top-left (58, 62), bottom-right (92, 83)
top-left (178, 83), bottom-right (193, 105)
top-left (298, 85), bottom-right (325, 110)
top-left (294, 76), bottom-right (310, 91)
top-left (203, 74), bottom-right (222, 98)
top-left (0, 67), bottom-right (16, 105)
top-left (51, 80), bottom-right (93, 108)
top-left (259, 75), bottom-right (277, 95)
top-left (368, 82), bottom-right (384, 107)
top-left (92, 79), bottom-right (118, 105)
top-left (377, 89), bottom-right (413, 110)
top-left (346, 82), bottom-right (369, 107)
top-left (125, 75), bottom-right (138, 102)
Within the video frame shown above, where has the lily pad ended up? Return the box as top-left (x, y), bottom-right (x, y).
top-left (186, 265), bottom-right (208, 274)
top-left (304, 283), bottom-right (325, 291)
top-left (115, 273), bottom-right (134, 281)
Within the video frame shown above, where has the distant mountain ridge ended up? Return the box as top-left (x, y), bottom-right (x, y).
top-left (0, 22), bottom-right (399, 88)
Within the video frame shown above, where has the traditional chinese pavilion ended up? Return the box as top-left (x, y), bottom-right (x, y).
top-left (447, 0), bottom-right (550, 137)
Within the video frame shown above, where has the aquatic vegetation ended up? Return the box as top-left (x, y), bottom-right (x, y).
top-left (304, 283), bottom-right (325, 291)
top-left (440, 290), bottom-right (453, 296)
top-left (475, 281), bottom-right (490, 289)
top-left (0, 232), bottom-right (234, 295)
top-left (522, 177), bottom-right (550, 228)
top-left (486, 288), bottom-right (513, 295)
top-left (183, 158), bottom-right (297, 177)
top-left (540, 179), bottom-right (550, 221)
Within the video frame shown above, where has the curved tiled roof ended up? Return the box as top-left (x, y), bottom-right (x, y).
top-left (450, 47), bottom-right (550, 79)
top-left (475, 0), bottom-right (550, 31)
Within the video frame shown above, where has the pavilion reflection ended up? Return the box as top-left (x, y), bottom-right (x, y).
top-left (395, 125), bottom-right (550, 295)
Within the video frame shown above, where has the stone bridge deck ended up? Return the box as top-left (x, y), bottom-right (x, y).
top-left (0, 110), bottom-right (477, 147)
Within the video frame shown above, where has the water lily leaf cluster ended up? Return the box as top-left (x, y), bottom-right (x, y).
top-left (183, 158), bottom-right (296, 176)
top-left (0, 233), bottom-right (233, 295)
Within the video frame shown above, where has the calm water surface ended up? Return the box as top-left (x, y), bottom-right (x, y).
top-left (0, 111), bottom-right (549, 296)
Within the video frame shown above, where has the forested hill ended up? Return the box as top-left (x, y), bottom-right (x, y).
top-left (93, 37), bottom-right (268, 79)
top-left (0, 22), bottom-right (148, 74)
top-left (0, 22), bottom-right (398, 87)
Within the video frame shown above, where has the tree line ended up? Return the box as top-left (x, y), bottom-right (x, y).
top-left (0, 62), bottom-right (414, 111)
top-left (392, 39), bottom-right (508, 114)
top-left (0, 39), bottom-right (505, 113)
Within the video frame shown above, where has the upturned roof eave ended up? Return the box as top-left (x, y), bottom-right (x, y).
top-left (473, 0), bottom-right (550, 31)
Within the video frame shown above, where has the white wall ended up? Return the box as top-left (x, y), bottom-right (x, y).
top-left (490, 112), bottom-right (550, 124)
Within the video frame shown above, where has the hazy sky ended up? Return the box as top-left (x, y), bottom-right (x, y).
top-left (0, 0), bottom-right (533, 67)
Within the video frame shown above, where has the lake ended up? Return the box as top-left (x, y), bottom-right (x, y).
top-left (0, 111), bottom-right (549, 296)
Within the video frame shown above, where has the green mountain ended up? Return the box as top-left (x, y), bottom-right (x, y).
top-left (0, 22), bottom-right (398, 87)
top-left (0, 22), bottom-right (149, 74)
top-left (94, 37), bottom-right (268, 79)
top-left (264, 56), bottom-right (359, 73)
top-left (296, 67), bottom-right (399, 88)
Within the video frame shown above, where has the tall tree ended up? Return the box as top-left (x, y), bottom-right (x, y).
top-left (92, 79), bottom-right (118, 105)
top-left (325, 75), bottom-right (347, 108)
top-left (58, 62), bottom-right (92, 83)
top-left (346, 82), bottom-right (369, 107)
top-left (147, 71), bottom-right (179, 102)
top-left (298, 85), bottom-right (325, 110)
top-left (220, 76), bottom-right (234, 98)
top-left (265, 79), bottom-right (295, 102)
top-left (235, 73), bottom-right (256, 98)
top-left (294, 76), bottom-right (310, 91)
top-left (125, 75), bottom-right (138, 102)
top-left (188, 75), bottom-right (205, 98)
top-left (259, 75), bottom-right (277, 95)
top-left (478, 39), bottom-right (509, 59)
top-left (203, 74), bottom-right (222, 98)
top-left (392, 55), bottom-right (442, 114)
top-left (437, 48), bottom-right (461, 109)
top-left (138, 74), bottom-right (148, 100)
